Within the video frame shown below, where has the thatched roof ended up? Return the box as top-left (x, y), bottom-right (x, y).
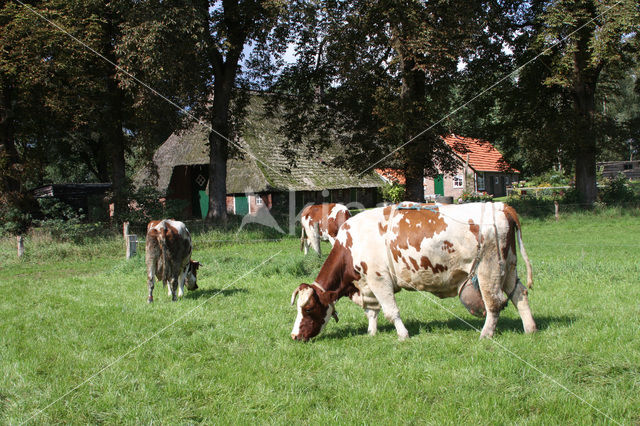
top-left (135, 97), bottom-right (384, 195)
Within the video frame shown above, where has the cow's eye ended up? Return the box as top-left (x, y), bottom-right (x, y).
top-left (305, 308), bottom-right (313, 313)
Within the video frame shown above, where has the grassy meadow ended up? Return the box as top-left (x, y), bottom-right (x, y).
top-left (1, 209), bottom-right (639, 424)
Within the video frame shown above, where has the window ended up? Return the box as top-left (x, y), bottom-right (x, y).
top-left (624, 163), bottom-right (633, 170)
top-left (494, 176), bottom-right (500, 185)
top-left (505, 176), bottom-right (511, 185)
top-left (453, 175), bottom-right (463, 188)
top-left (476, 173), bottom-right (485, 191)
top-left (255, 195), bottom-right (263, 205)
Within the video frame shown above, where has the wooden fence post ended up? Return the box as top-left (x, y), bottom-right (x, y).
top-left (126, 234), bottom-right (137, 259)
top-left (123, 221), bottom-right (130, 241)
top-left (17, 236), bottom-right (24, 258)
top-left (554, 201), bottom-right (559, 221)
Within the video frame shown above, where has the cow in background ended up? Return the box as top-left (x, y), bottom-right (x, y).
top-left (146, 219), bottom-right (200, 302)
top-left (300, 203), bottom-right (351, 256)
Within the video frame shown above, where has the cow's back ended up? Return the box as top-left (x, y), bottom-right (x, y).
top-left (337, 203), bottom-right (511, 297)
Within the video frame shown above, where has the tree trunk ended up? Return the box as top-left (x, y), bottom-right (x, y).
top-left (104, 20), bottom-right (127, 218)
top-left (0, 79), bottom-right (20, 193)
top-left (207, 123), bottom-right (229, 222)
top-left (405, 162), bottom-right (425, 202)
top-left (205, 77), bottom-right (234, 223)
top-left (572, 79), bottom-right (599, 206)
top-left (575, 147), bottom-right (597, 206)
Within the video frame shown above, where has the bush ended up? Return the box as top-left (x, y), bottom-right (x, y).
top-left (379, 182), bottom-right (405, 204)
top-left (598, 174), bottom-right (637, 205)
top-left (458, 191), bottom-right (493, 203)
top-left (121, 187), bottom-right (190, 225)
top-left (34, 198), bottom-right (107, 241)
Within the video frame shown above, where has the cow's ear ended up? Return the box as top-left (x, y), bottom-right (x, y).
top-left (290, 283), bottom-right (308, 306)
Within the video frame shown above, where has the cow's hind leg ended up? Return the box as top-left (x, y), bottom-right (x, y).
top-left (477, 264), bottom-right (508, 339)
top-left (509, 278), bottom-right (537, 334)
top-left (147, 271), bottom-right (155, 303)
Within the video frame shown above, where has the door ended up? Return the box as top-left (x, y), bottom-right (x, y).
top-left (191, 165), bottom-right (209, 219)
top-left (235, 195), bottom-right (249, 215)
top-left (434, 174), bottom-right (444, 196)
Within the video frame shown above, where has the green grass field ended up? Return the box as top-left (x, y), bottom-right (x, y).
top-left (1, 210), bottom-right (639, 424)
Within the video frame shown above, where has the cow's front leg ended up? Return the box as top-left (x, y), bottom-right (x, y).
top-left (177, 269), bottom-right (187, 298)
top-left (368, 284), bottom-right (409, 340)
top-left (365, 308), bottom-right (379, 336)
top-left (168, 278), bottom-right (178, 301)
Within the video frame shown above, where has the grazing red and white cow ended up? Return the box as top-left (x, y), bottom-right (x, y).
top-left (290, 202), bottom-right (536, 341)
top-left (300, 203), bottom-right (351, 256)
top-left (146, 219), bottom-right (200, 302)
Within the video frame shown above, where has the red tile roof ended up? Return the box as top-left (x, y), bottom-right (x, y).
top-left (375, 168), bottom-right (406, 184)
top-left (442, 134), bottom-right (518, 173)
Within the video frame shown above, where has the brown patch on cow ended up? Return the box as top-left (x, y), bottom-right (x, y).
top-left (360, 261), bottom-right (368, 275)
top-left (314, 241), bottom-right (361, 302)
top-left (301, 204), bottom-right (351, 239)
top-left (442, 240), bottom-right (455, 253)
top-left (468, 219), bottom-right (482, 244)
top-left (378, 222), bottom-right (387, 235)
top-left (502, 205), bottom-right (519, 260)
top-left (408, 257), bottom-right (419, 271)
top-left (388, 209), bottom-right (448, 262)
top-left (383, 205), bottom-right (392, 221)
top-left (420, 256), bottom-right (448, 274)
top-left (344, 230), bottom-right (354, 249)
top-left (375, 271), bottom-right (382, 277)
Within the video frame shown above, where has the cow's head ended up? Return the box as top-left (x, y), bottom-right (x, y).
top-left (290, 283), bottom-right (339, 342)
top-left (186, 260), bottom-right (200, 291)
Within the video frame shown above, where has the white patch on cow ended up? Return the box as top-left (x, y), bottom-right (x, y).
top-left (328, 204), bottom-right (347, 219)
top-left (321, 304), bottom-right (335, 332)
top-left (291, 287), bottom-right (314, 338)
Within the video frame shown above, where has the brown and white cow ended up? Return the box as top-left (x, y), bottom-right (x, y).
top-left (300, 203), bottom-right (351, 256)
top-left (290, 202), bottom-right (536, 341)
top-left (146, 219), bottom-right (200, 303)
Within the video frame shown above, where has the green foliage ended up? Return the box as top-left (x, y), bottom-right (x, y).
top-left (0, 203), bottom-right (32, 236)
top-left (518, 171), bottom-right (572, 188)
top-left (458, 191), bottom-right (493, 203)
top-left (34, 198), bottom-right (106, 241)
top-left (378, 182), bottom-right (405, 204)
top-left (598, 173), bottom-right (638, 205)
top-left (120, 187), bottom-right (190, 226)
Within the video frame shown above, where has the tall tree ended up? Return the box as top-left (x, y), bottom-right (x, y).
top-left (0, 0), bottom-right (208, 219)
top-left (271, 0), bottom-right (511, 202)
top-left (527, 0), bottom-right (638, 204)
top-left (193, 0), bottom-right (288, 222)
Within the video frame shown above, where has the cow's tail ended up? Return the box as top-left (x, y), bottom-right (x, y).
top-left (300, 226), bottom-right (306, 252)
top-left (507, 207), bottom-right (533, 289)
top-left (157, 221), bottom-right (170, 286)
top-left (517, 225), bottom-right (533, 289)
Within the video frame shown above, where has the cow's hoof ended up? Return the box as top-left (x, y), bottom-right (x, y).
top-left (147, 298), bottom-right (153, 303)
top-left (397, 333), bottom-right (409, 341)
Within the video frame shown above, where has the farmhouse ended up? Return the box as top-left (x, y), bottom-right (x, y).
top-left (378, 135), bottom-right (519, 200)
top-left (32, 183), bottom-right (112, 220)
top-left (135, 100), bottom-right (383, 218)
top-left (597, 160), bottom-right (640, 180)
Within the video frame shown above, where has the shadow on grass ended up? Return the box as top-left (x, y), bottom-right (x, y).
top-left (320, 314), bottom-right (576, 341)
top-left (184, 287), bottom-right (248, 300)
